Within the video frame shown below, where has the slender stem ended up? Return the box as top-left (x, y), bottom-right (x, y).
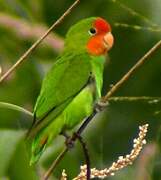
top-left (76, 134), bottom-right (91, 180)
top-left (0, 0), bottom-right (80, 83)
top-left (0, 101), bottom-right (33, 117)
top-left (114, 23), bottom-right (161, 33)
top-left (109, 96), bottom-right (161, 102)
top-left (103, 39), bottom-right (161, 102)
top-left (110, 0), bottom-right (159, 28)
top-left (43, 147), bottom-right (68, 180)
top-left (44, 39), bottom-right (161, 179)
top-left (0, 13), bottom-right (64, 52)
top-left (77, 111), bottom-right (97, 136)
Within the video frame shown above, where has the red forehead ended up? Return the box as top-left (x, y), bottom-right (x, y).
top-left (94, 18), bottom-right (111, 32)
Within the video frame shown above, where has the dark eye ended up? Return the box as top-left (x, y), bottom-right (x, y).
top-left (89, 27), bottom-right (97, 35)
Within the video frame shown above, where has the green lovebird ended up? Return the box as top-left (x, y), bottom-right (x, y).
top-left (28, 17), bottom-right (114, 165)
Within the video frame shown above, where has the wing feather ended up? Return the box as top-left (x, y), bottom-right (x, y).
top-left (34, 52), bottom-right (91, 122)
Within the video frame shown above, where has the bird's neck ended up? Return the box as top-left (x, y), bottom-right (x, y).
top-left (90, 55), bottom-right (106, 98)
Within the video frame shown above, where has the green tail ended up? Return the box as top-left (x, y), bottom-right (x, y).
top-left (30, 132), bottom-right (48, 165)
top-left (29, 115), bottom-right (64, 165)
top-left (30, 85), bottom-right (95, 165)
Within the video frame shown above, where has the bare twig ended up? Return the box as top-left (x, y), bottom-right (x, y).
top-left (102, 39), bottom-right (161, 102)
top-left (110, 0), bottom-right (159, 28)
top-left (44, 39), bottom-right (161, 179)
top-left (76, 134), bottom-right (91, 180)
top-left (0, 0), bottom-right (80, 83)
top-left (60, 124), bottom-right (149, 179)
top-left (114, 23), bottom-right (161, 33)
top-left (44, 134), bottom-right (91, 180)
top-left (43, 147), bottom-right (68, 180)
top-left (43, 113), bottom-right (97, 179)
top-left (0, 13), bottom-right (64, 52)
top-left (1, 96), bottom-right (160, 120)
top-left (109, 96), bottom-right (161, 102)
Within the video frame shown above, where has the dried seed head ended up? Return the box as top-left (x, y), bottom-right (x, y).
top-left (61, 124), bottom-right (149, 180)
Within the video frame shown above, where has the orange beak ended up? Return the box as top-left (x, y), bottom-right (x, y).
top-left (87, 31), bottom-right (114, 56)
top-left (103, 32), bottom-right (114, 51)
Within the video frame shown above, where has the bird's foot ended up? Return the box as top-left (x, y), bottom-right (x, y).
top-left (65, 132), bottom-right (81, 148)
top-left (95, 100), bottom-right (109, 112)
top-left (66, 138), bottom-right (75, 149)
top-left (60, 131), bottom-right (74, 149)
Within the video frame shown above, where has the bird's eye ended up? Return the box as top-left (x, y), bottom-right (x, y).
top-left (89, 27), bottom-right (97, 35)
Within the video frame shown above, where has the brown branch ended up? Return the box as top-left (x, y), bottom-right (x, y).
top-left (76, 134), bottom-right (91, 180)
top-left (44, 39), bottom-right (161, 179)
top-left (43, 114), bottom-right (96, 180)
top-left (43, 134), bottom-right (91, 180)
top-left (43, 147), bottom-right (68, 180)
top-left (110, 0), bottom-right (159, 28)
top-left (0, 13), bottom-right (64, 52)
top-left (102, 39), bottom-right (161, 102)
top-left (109, 96), bottom-right (161, 102)
top-left (0, 0), bottom-right (80, 83)
top-left (114, 23), bottom-right (161, 33)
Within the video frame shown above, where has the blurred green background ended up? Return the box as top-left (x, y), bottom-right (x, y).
top-left (0, 0), bottom-right (161, 179)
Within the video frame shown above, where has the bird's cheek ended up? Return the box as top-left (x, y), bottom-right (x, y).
top-left (87, 36), bottom-right (106, 56)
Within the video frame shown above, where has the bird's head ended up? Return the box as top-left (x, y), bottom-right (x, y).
top-left (65, 17), bottom-right (114, 56)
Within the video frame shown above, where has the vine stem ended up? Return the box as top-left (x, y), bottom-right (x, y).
top-left (0, 0), bottom-right (80, 83)
top-left (43, 39), bottom-right (161, 180)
